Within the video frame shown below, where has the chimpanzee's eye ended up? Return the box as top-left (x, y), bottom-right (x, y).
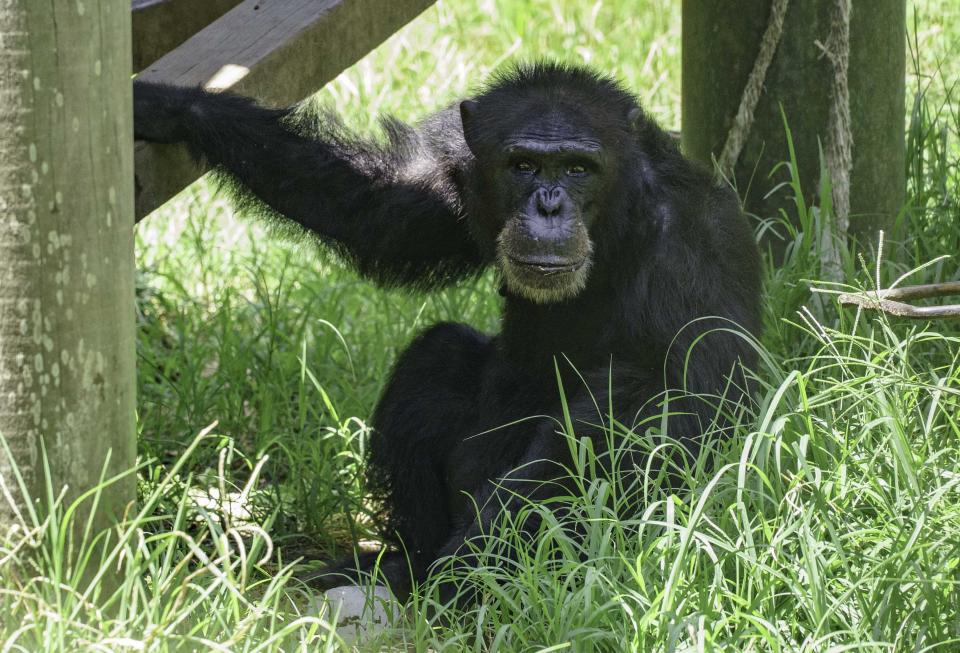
top-left (514, 160), bottom-right (537, 174)
top-left (566, 164), bottom-right (588, 176)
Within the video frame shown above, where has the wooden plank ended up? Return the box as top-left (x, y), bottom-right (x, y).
top-left (133, 0), bottom-right (243, 72)
top-left (134, 0), bottom-right (436, 221)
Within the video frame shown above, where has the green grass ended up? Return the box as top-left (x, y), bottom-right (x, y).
top-left (2, 0), bottom-right (959, 650)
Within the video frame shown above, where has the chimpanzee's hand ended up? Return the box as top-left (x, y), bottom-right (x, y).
top-left (132, 80), bottom-right (197, 144)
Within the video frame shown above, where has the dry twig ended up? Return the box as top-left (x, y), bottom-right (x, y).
top-left (838, 282), bottom-right (960, 319)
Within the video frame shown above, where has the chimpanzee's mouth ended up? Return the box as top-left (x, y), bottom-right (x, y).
top-left (497, 230), bottom-right (594, 303)
top-left (507, 255), bottom-right (586, 276)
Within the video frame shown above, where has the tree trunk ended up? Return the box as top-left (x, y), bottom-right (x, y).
top-left (681, 0), bottom-right (905, 249)
top-left (0, 1), bottom-right (135, 533)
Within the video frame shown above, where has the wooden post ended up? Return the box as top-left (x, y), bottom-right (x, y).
top-left (0, 0), bottom-right (135, 532)
top-left (682, 0), bottom-right (906, 246)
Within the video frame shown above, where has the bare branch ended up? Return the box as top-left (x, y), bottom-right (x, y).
top-left (838, 281), bottom-right (960, 319)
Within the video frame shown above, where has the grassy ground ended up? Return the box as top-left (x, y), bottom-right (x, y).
top-left (2, 0), bottom-right (959, 650)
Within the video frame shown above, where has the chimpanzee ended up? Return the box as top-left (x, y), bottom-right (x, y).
top-left (133, 62), bottom-right (762, 602)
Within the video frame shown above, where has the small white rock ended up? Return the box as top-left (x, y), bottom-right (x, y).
top-left (313, 585), bottom-right (398, 644)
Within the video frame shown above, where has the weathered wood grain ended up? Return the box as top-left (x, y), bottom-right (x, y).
top-left (2, 0), bottom-right (136, 535)
top-left (132, 0), bottom-right (243, 72)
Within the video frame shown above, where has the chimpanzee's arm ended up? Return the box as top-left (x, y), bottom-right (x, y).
top-left (133, 81), bottom-right (487, 289)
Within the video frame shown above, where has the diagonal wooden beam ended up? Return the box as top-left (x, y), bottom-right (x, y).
top-left (132, 0), bottom-right (244, 72)
top-left (134, 0), bottom-right (435, 221)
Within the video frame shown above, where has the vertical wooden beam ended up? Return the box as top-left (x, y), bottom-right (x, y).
top-left (682, 0), bottom-right (906, 246)
top-left (0, 1), bottom-right (136, 531)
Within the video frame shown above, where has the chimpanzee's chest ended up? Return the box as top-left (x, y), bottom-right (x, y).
top-left (440, 355), bottom-right (570, 525)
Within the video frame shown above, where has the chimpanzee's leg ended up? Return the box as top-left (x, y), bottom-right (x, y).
top-left (429, 365), bottom-right (690, 605)
top-left (314, 322), bottom-right (494, 597)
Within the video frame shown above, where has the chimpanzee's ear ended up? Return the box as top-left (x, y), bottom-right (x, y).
top-left (627, 107), bottom-right (643, 133)
top-left (459, 99), bottom-right (481, 155)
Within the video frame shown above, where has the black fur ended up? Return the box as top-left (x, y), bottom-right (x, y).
top-left (133, 62), bottom-right (762, 602)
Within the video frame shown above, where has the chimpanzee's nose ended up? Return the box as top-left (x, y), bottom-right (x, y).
top-left (536, 187), bottom-right (564, 217)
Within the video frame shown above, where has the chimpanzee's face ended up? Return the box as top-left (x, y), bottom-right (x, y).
top-left (463, 107), bottom-right (607, 303)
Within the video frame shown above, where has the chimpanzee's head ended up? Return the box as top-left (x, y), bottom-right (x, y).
top-left (459, 63), bottom-right (643, 303)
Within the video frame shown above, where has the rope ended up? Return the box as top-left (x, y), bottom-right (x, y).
top-left (720, 0), bottom-right (854, 283)
top-left (817, 0), bottom-right (853, 281)
top-left (717, 0), bottom-right (790, 179)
